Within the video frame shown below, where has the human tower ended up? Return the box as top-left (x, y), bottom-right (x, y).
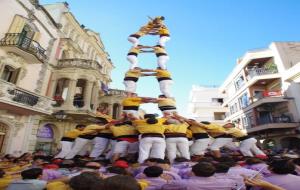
top-left (55, 17), bottom-right (266, 164)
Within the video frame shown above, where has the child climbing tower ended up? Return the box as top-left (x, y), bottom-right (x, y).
top-left (122, 16), bottom-right (176, 119)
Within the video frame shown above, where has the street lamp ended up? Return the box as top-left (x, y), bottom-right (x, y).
top-left (52, 110), bottom-right (67, 120)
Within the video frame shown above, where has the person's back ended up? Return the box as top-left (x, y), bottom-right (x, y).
top-left (265, 159), bottom-right (300, 190)
top-left (142, 166), bottom-right (168, 190)
top-left (6, 168), bottom-right (46, 190)
top-left (171, 162), bottom-right (237, 190)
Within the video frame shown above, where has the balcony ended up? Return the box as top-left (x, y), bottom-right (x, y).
top-left (247, 68), bottom-right (278, 79)
top-left (57, 59), bottom-right (102, 71)
top-left (0, 80), bottom-right (54, 115)
top-left (107, 89), bottom-right (127, 96)
top-left (247, 116), bottom-right (298, 133)
top-left (0, 33), bottom-right (47, 63)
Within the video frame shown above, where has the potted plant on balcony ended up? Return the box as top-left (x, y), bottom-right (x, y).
top-left (53, 95), bottom-right (64, 106)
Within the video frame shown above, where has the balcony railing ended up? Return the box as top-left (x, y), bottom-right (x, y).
top-left (256, 116), bottom-right (293, 125)
top-left (0, 33), bottom-right (47, 62)
top-left (0, 79), bottom-right (53, 114)
top-left (247, 68), bottom-right (278, 79)
top-left (107, 89), bottom-right (127, 96)
top-left (57, 59), bottom-right (102, 71)
top-left (251, 90), bottom-right (283, 103)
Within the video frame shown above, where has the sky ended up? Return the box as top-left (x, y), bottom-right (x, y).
top-left (41, 0), bottom-right (300, 116)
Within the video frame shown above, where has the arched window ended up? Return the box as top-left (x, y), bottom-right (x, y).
top-left (0, 123), bottom-right (8, 153)
top-left (112, 103), bottom-right (120, 119)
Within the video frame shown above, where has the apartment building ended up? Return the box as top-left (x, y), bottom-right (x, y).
top-left (220, 42), bottom-right (300, 150)
top-left (188, 85), bottom-right (228, 125)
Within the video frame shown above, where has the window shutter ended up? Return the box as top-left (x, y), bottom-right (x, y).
top-left (33, 31), bottom-right (41, 41)
top-left (8, 15), bottom-right (26, 33)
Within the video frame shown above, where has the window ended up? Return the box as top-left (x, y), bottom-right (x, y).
top-left (1, 65), bottom-right (20, 84)
top-left (234, 75), bottom-right (245, 90)
top-left (238, 93), bottom-right (249, 109)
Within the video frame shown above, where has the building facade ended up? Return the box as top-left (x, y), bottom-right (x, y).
top-left (0, 0), bottom-right (58, 155)
top-left (220, 42), bottom-right (300, 150)
top-left (187, 85), bottom-right (228, 125)
top-left (0, 0), bottom-right (120, 155)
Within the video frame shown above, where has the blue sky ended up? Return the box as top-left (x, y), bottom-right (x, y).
top-left (41, 0), bottom-right (300, 116)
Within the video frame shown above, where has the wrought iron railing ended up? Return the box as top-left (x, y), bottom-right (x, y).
top-left (57, 59), bottom-right (102, 71)
top-left (0, 33), bottom-right (47, 62)
top-left (247, 67), bottom-right (278, 79)
top-left (107, 89), bottom-right (127, 96)
top-left (8, 88), bottom-right (39, 106)
top-left (257, 116), bottom-right (293, 125)
top-left (0, 79), bottom-right (54, 114)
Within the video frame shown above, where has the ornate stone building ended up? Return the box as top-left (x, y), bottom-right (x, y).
top-left (0, 0), bottom-right (119, 155)
top-left (0, 0), bottom-right (58, 154)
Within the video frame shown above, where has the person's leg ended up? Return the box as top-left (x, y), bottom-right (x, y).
top-left (123, 80), bottom-right (137, 93)
top-left (105, 139), bottom-right (116, 160)
top-left (177, 137), bottom-right (190, 160)
top-left (89, 137), bottom-right (109, 158)
top-left (249, 138), bottom-right (266, 156)
top-left (55, 141), bottom-right (73, 158)
top-left (210, 138), bottom-right (232, 158)
top-left (112, 141), bottom-right (128, 162)
top-left (151, 137), bottom-right (166, 160)
top-left (239, 138), bottom-right (254, 157)
top-left (138, 137), bottom-right (153, 163)
top-left (166, 138), bottom-right (177, 163)
top-left (159, 80), bottom-right (173, 98)
top-left (190, 138), bottom-right (210, 156)
top-left (158, 36), bottom-right (171, 47)
top-left (65, 138), bottom-right (89, 159)
top-left (157, 55), bottom-right (169, 70)
top-left (127, 55), bottom-right (138, 69)
top-left (128, 36), bottom-right (139, 47)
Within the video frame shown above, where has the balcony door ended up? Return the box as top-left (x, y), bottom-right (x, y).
top-left (0, 123), bottom-right (8, 153)
top-left (18, 25), bottom-right (34, 49)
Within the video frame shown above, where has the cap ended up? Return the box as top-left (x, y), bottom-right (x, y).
top-left (114, 160), bottom-right (129, 168)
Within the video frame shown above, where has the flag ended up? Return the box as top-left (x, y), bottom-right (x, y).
top-left (101, 81), bottom-right (109, 95)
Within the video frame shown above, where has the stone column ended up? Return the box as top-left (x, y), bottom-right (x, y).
top-left (64, 79), bottom-right (77, 108)
top-left (48, 79), bottom-right (58, 97)
top-left (83, 81), bottom-right (94, 110)
top-left (91, 83), bottom-right (99, 112)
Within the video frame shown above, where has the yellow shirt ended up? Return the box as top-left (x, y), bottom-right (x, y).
top-left (128, 47), bottom-right (140, 54)
top-left (153, 46), bottom-right (167, 54)
top-left (135, 118), bottom-right (166, 134)
top-left (165, 123), bottom-right (189, 134)
top-left (125, 70), bottom-right (141, 78)
top-left (186, 129), bottom-right (193, 139)
top-left (226, 128), bottom-right (247, 138)
top-left (81, 124), bottom-right (106, 135)
top-left (63, 129), bottom-right (82, 139)
top-left (0, 175), bottom-right (13, 190)
top-left (122, 97), bottom-right (143, 107)
top-left (158, 27), bottom-right (170, 35)
top-left (46, 181), bottom-right (70, 190)
top-left (155, 69), bottom-right (171, 78)
top-left (203, 123), bottom-right (226, 133)
top-left (158, 98), bottom-right (176, 107)
top-left (189, 124), bottom-right (207, 134)
top-left (137, 180), bottom-right (149, 190)
top-left (110, 125), bottom-right (138, 137)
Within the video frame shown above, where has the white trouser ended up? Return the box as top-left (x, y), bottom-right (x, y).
top-left (114, 141), bottom-right (139, 154)
top-left (158, 36), bottom-right (171, 47)
top-left (210, 138), bottom-right (233, 151)
top-left (138, 137), bottom-right (166, 163)
top-left (123, 80), bottom-right (137, 93)
top-left (89, 137), bottom-right (110, 158)
top-left (65, 138), bottom-right (90, 159)
top-left (122, 110), bottom-right (139, 118)
top-left (166, 137), bottom-right (190, 163)
top-left (157, 55), bottom-right (169, 70)
top-left (240, 138), bottom-right (266, 157)
top-left (190, 138), bottom-right (211, 156)
top-left (159, 80), bottom-right (173, 98)
top-left (127, 55), bottom-right (138, 69)
top-left (106, 140), bottom-right (117, 159)
top-left (128, 36), bottom-right (139, 47)
top-left (55, 141), bottom-right (74, 158)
